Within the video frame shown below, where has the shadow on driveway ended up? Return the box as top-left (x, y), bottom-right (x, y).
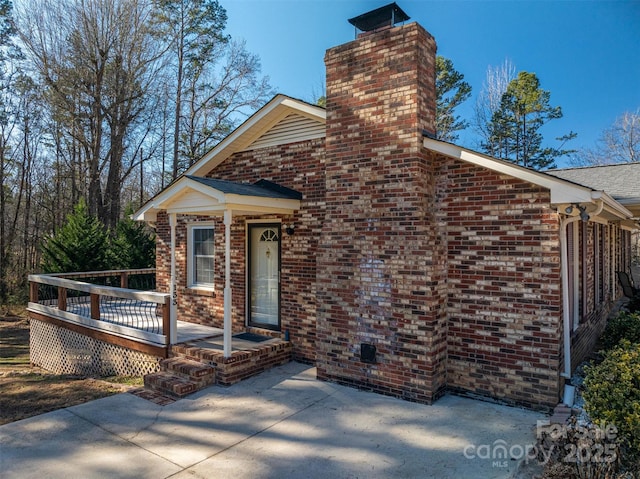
top-left (0, 362), bottom-right (544, 479)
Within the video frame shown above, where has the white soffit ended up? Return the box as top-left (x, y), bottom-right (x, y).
top-left (424, 138), bottom-right (595, 205)
top-left (185, 95), bottom-right (326, 177)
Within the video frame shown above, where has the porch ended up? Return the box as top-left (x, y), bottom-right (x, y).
top-left (27, 269), bottom-right (292, 395)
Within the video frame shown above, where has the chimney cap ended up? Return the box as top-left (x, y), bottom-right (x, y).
top-left (348, 2), bottom-right (410, 33)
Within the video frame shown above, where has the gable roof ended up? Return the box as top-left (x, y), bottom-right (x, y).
top-left (423, 137), bottom-right (635, 222)
top-left (184, 94), bottom-right (326, 178)
top-left (186, 176), bottom-right (302, 200)
top-left (546, 163), bottom-right (640, 216)
top-left (133, 176), bottom-right (301, 223)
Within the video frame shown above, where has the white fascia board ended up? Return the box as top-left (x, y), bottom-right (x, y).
top-left (134, 177), bottom-right (225, 222)
top-left (166, 202), bottom-right (299, 217)
top-left (424, 138), bottom-right (594, 204)
top-left (224, 194), bottom-right (301, 212)
top-left (280, 97), bottom-right (326, 122)
top-left (132, 203), bottom-right (156, 222)
top-left (166, 205), bottom-right (226, 215)
top-left (592, 191), bottom-right (634, 219)
top-left (224, 203), bottom-right (301, 215)
top-left (154, 177), bottom-right (225, 210)
top-left (186, 95), bottom-right (325, 178)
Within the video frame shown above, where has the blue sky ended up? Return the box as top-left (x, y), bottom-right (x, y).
top-left (225, 0), bottom-right (640, 168)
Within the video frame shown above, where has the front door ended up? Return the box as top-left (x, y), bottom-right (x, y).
top-left (248, 224), bottom-right (280, 330)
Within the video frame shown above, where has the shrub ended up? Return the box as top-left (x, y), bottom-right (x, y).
top-left (40, 201), bottom-right (156, 274)
top-left (628, 295), bottom-right (640, 314)
top-left (599, 311), bottom-right (640, 351)
top-left (536, 417), bottom-right (619, 478)
top-left (110, 210), bottom-right (156, 270)
top-left (41, 199), bottom-right (110, 273)
top-left (583, 341), bottom-right (640, 471)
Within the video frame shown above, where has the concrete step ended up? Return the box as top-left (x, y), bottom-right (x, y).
top-left (144, 372), bottom-right (199, 398)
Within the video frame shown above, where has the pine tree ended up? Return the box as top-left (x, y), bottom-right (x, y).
top-left (111, 207), bottom-right (156, 270)
top-left (41, 199), bottom-right (110, 273)
top-left (483, 71), bottom-right (575, 170)
top-left (435, 56), bottom-right (472, 142)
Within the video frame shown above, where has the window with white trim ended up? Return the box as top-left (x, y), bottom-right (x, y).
top-left (188, 225), bottom-right (215, 288)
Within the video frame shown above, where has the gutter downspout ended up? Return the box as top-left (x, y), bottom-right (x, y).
top-left (560, 199), bottom-right (604, 378)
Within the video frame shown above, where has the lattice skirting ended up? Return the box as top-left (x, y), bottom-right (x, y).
top-left (30, 319), bottom-right (162, 377)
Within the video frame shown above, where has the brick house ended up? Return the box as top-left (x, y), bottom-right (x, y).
top-left (135, 8), bottom-right (638, 409)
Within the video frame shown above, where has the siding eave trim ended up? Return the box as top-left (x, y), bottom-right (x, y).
top-left (425, 137), bottom-right (633, 219)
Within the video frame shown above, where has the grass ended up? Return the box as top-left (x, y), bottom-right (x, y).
top-left (0, 311), bottom-right (143, 425)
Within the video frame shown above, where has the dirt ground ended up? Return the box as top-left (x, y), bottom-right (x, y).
top-left (0, 310), bottom-right (141, 425)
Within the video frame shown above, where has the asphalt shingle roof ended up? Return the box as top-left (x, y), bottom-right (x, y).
top-left (547, 163), bottom-right (640, 202)
top-left (186, 176), bottom-right (302, 200)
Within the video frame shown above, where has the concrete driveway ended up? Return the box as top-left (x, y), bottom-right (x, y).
top-left (0, 362), bottom-right (543, 478)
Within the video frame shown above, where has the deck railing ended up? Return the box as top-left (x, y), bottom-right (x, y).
top-left (27, 269), bottom-right (172, 350)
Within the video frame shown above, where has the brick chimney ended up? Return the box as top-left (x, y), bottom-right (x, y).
top-left (316, 12), bottom-right (448, 404)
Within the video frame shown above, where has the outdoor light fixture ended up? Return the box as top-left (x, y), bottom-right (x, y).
top-left (284, 224), bottom-right (295, 236)
top-left (579, 208), bottom-right (590, 222)
top-left (564, 204), bottom-right (590, 221)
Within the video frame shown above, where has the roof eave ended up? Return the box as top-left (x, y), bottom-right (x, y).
top-left (132, 176), bottom-right (301, 223)
top-left (185, 94), bottom-right (326, 178)
top-left (423, 137), bottom-right (597, 204)
top-left (423, 137), bottom-right (638, 221)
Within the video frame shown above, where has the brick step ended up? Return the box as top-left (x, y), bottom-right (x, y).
top-left (161, 357), bottom-right (216, 385)
top-left (144, 372), bottom-right (199, 398)
top-left (142, 358), bottom-right (216, 399)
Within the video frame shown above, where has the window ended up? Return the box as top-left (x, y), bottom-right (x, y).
top-left (189, 225), bottom-right (214, 288)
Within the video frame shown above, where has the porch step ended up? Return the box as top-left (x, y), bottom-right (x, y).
top-left (144, 372), bottom-right (199, 398)
top-left (143, 358), bottom-right (216, 399)
top-left (161, 357), bottom-right (216, 384)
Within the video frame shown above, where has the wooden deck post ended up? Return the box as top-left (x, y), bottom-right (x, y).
top-left (90, 293), bottom-right (100, 320)
top-left (29, 281), bottom-right (39, 303)
top-left (120, 271), bottom-right (128, 289)
top-left (57, 287), bottom-right (67, 311)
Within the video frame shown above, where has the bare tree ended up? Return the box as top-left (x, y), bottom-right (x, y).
top-left (0, 0), bottom-right (21, 302)
top-left (152, 0), bottom-right (228, 179)
top-left (571, 109), bottom-right (640, 166)
top-left (473, 58), bottom-right (516, 154)
top-left (15, 0), bottom-right (163, 228)
top-left (154, 0), bottom-right (273, 177)
top-left (182, 39), bottom-right (272, 165)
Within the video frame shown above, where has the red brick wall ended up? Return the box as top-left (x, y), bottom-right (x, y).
top-left (152, 19), bottom-right (630, 410)
top-left (570, 223), bottom-right (628, 370)
top-left (316, 23), bottom-right (449, 404)
top-left (155, 213), bottom-right (240, 329)
top-left (209, 139), bottom-right (326, 363)
top-left (435, 156), bottom-right (564, 408)
top-left (155, 139), bottom-right (326, 364)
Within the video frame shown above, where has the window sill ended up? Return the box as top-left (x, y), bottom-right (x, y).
top-left (184, 286), bottom-right (216, 297)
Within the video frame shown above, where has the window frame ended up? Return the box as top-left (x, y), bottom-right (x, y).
top-left (187, 223), bottom-right (216, 290)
